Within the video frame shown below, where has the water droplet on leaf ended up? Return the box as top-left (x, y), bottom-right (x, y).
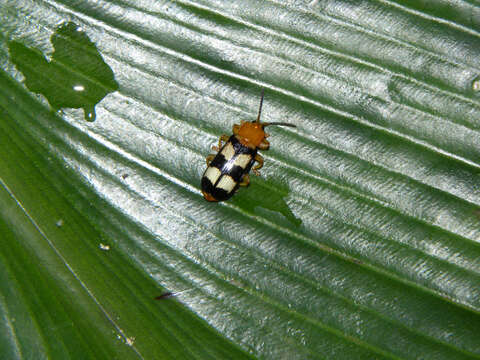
top-left (472, 76), bottom-right (480, 94)
top-left (84, 106), bottom-right (96, 122)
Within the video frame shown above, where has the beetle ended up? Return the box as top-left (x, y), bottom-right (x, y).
top-left (201, 90), bottom-right (296, 202)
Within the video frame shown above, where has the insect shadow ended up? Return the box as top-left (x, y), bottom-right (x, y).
top-left (231, 176), bottom-right (302, 227)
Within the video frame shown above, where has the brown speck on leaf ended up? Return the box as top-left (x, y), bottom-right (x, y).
top-left (155, 292), bottom-right (174, 300)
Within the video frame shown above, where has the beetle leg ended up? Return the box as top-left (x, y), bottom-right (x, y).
top-left (252, 154), bottom-right (264, 176)
top-left (233, 124), bottom-right (240, 135)
top-left (239, 173), bottom-right (250, 187)
top-left (212, 134), bottom-right (230, 151)
top-left (257, 138), bottom-right (270, 150)
top-left (206, 154), bottom-right (215, 166)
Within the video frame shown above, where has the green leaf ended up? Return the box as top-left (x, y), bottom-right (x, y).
top-left (1, 0), bottom-right (479, 359)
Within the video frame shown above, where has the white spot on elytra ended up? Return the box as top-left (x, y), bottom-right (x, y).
top-left (204, 167), bottom-right (221, 184)
top-left (233, 154), bottom-right (251, 169)
top-left (221, 142), bottom-right (235, 160)
top-left (217, 175), bottom-right (236, 192)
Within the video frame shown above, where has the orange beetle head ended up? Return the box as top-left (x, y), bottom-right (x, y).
top-left (237, 121), bottom-right (266, 148)
top-left (233, 90), bottom-right (295, 148)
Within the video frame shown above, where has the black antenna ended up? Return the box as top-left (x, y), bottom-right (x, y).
top-left (256, 89), bottom-right (296, 128)
top-left (256, 89), bottom-right (265, 123)
top-left (263, 122), bottom-right (296, 127)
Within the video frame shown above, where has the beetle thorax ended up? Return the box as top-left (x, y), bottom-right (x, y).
top-left (237, 122), bottom-right (265, 148)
